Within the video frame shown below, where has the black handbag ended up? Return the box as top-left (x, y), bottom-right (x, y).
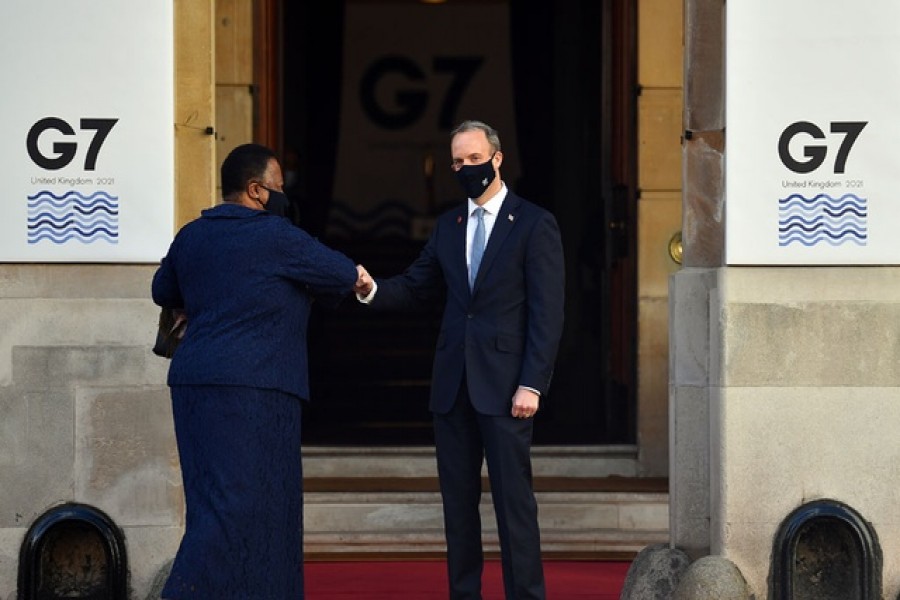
top-left (152, 307), bottom-right (187, 358)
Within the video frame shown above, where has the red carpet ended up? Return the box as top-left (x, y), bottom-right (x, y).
top-left (305, 560), bottom-right (630, 599)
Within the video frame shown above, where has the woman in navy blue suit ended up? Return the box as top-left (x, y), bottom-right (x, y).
top-left (152, 143), bottom-right (360, 599)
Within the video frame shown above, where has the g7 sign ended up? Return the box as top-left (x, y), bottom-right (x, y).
top-left (26, 117), bottom-right (118, 171)
top-left (360, 56), bottom-right (483, 130)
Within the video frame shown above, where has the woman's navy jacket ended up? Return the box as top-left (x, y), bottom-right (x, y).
top-left (152, 203), bottom-right (357, 400)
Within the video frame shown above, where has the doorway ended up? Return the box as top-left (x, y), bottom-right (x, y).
top-left (265, 0), bottom-right (636, 446)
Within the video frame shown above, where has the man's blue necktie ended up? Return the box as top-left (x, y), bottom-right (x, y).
top-left (470, 207), bottom-right (485, 289)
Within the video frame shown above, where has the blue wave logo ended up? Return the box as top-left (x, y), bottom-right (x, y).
top-left (778, 193), bottom-right (867, 247)
top-left (27, 190), bottom-right (119, 245)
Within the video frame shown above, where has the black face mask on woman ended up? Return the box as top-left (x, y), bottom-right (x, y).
top-left (260, 186), bottom-right (290, 218)
top-left (454, 155), bottom-right (497, 200)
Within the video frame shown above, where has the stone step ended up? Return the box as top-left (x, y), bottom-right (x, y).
top-left (303, 477), bottom-right (669, 559)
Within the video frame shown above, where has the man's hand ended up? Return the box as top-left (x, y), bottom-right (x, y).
top-left (354, 264), bottom-right (374, 296)
top-left (511, 387), bottom-right (539, 419)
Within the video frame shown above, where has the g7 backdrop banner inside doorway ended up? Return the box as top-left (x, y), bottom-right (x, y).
top-left (331, 2), bottom-right (520, 240)
top-left (0, 1), bottom-right (174, 262)
top-left (726, 0), bottom-right (900, 264)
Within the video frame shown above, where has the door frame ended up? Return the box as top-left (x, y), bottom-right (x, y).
top-left (253, 0), bottom-right (281, 153)
top-left (253, 0), bottom-right (639, 445)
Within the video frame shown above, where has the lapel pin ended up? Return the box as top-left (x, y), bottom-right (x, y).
top-left (508, 214), bottom-right (515, 222)
top-left (457, 215), bottom-right (462, 224)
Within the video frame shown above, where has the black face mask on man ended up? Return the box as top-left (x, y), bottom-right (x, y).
top-left (454, 154), bottom-right (497, 200)
top-left (260, 186), bottom-right (291, 218)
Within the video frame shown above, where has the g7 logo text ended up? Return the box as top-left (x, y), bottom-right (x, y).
top-left (27, 117), bottom-right (118, 171)
top-left (777, 121), bottom-right (867, 174)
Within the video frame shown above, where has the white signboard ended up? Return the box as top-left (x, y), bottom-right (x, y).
top-left (726, 1), bottom-right (900, 264)
top-left (0, 1), bottom-right (174, 262)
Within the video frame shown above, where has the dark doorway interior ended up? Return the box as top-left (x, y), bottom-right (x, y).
top-left (280, 0), bottom-right (636, 446)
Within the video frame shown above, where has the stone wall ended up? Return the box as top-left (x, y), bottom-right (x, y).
top-left (670, 266), bottom-right (900, 597)
top-left (0, 264), bottom-right (180, 599)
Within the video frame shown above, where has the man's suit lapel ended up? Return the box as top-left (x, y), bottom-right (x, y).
top-left (472, 192), bottom-right (521, 291)
top-left (449, 205), bottom-right (469, 292)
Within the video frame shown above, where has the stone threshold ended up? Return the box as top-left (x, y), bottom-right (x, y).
top-left (303, 444), bottom-right (644, 479)
top-left (305, 476), bottom-right (668, 494)
top-left (304, 481), bottom-right (668, 557)
top-left (301, 445), bottom-right (667, 557)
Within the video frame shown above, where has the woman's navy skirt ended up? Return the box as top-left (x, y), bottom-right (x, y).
top-left (162, 385), bottom-right (304, 599)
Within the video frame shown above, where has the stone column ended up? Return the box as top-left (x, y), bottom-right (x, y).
top-left (669, 0), bottom-right (724, 558)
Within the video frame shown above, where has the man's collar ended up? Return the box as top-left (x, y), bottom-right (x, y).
top-left (468, 182), bottom-right (507, 216)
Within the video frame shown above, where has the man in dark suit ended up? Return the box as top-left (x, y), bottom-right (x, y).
top-left (355, 121), bottom-right (565, 600)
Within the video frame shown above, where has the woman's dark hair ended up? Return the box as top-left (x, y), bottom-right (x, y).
top-left (220, 143), bottom-right (277, 200)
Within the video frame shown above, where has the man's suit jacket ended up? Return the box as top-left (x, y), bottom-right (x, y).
top-left (152, 203), bottom-right (358, 400)
top-left (372, 190), bottom-right (565, 416)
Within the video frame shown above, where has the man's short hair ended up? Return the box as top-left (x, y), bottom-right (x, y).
top-left (221, 143), bottom-right (277, 200)
top-left (450, 120), bottom-right (502, 153)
